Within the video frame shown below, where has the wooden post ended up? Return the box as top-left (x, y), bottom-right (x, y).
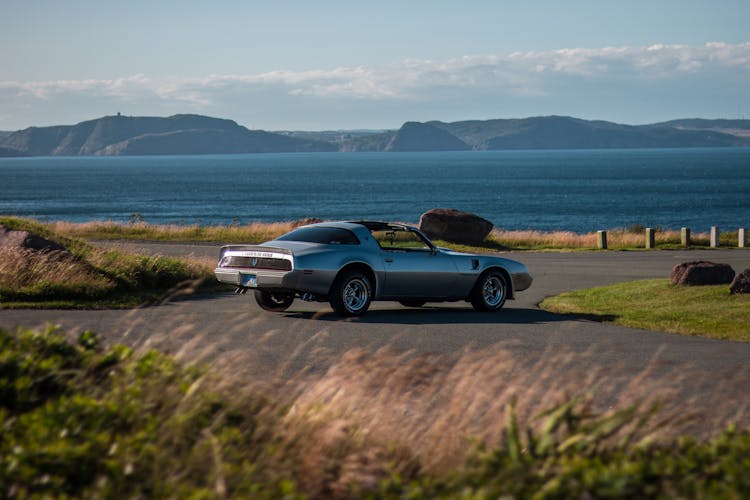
top-left (681, 227), bottom-right (691, 247)
top-left (597, 230), bottom-right (607, 250)
top-left (645, 227), bottom-right (655, 249)
top-left (710, 226), bottom-right (720, 248)
top-left (740, 228), bottom-right (747, 248)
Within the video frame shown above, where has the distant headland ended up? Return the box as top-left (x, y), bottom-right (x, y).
top-left (1, 113), bottom-right (749, 157)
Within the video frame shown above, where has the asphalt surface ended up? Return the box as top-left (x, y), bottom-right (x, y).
top-left (2, 243), bottom-right (749, 431)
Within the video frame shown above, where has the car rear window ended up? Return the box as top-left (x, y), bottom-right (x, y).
top-left (276, 226), bottom-right (360, 245)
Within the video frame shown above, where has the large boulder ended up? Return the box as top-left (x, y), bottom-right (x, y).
top-left (730, 269), bottom-right (750, 294)
top-left (419, 208), bottom-right (493, 245)
top-left (670, 261), bottom-right (736, 286)
top-left (0, 224), bottom-right (67, 253)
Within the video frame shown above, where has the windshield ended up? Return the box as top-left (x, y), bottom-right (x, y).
top-left (276, 226), bottom-right (360, 245)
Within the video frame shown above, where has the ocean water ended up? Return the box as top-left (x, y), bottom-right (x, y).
top-left (1, 149), bottom-right (749, 233)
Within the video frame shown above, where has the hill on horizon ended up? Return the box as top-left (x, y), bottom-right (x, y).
top-left (336, 116), bottom-right (750, 151)
top-left (0, 114), bottom-right (336, 156)
top-left (1, 114), bottom-right (749, 157)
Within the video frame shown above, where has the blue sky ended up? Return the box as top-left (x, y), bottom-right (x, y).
top-left (1, 0), bottom-right (749, 130)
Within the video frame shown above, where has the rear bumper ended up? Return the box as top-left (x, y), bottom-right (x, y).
top-left (215, 268), bottom-right (293, 289)
top-left (215, 267), bottom-right (335, 295)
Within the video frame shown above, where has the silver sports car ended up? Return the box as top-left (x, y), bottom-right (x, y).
top-left (215, 221), bottom-right (532, 316)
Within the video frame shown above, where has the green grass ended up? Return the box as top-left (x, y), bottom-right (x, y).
top-left (0, 217), bottom-right (224, 308)
top-left (541, 279), bottom-right (750, 341)
top-left (3, 326), bottom-right (750, 498)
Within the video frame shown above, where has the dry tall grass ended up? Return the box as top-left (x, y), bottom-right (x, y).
top-left (0, 246), bottom-right (115, 298)
top-left (491, 229), bottom-right (598, 248)
top-left (490, 227), bottom-right (705, 249)
top-left (50, 220), bottom-right (296, 244)
top-left (0, 242), bottom-right (215, 305)
top-left (193, 337), bottom-right (749, 496)
top-left (103, 310), bottom-right (750, 492)
top-left (278, 345), bottom-right (748, 477)
top-left (47, 218), bottom-right (721, 250)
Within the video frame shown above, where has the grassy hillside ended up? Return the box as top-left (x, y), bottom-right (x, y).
top-left (0, 217), bottom-right (218, 308)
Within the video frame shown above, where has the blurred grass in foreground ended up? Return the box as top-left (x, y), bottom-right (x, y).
top-left (2, 326), bottom-right (750, 498)
top-left (541, 279), bottom-right (750, 341)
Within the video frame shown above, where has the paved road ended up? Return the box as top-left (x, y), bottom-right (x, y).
top-left (2, 243), bottom-right (749, 431)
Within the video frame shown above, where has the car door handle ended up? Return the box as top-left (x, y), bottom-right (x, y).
top-left (385, 258), bottom-right (393, 263)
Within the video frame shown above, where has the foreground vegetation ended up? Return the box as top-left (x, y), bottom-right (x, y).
top-left (541, 279), bottom-right (750, 341)
top-left (2, 326), bottom-right (750, 498)
top-left (0, 217), bottom-right (218, 308)
top-left (45, 218), bottom-right (744, 251)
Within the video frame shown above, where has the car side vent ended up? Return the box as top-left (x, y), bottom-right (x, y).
top-left (471, 259), bottom-right (479, 270)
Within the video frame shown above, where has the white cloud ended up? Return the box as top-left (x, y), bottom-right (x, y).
top-left (2, 42), bottom-right (747, 103)
top-left (0, 74), bottom-right (155, 100)
top-left (0, 42), bottom-right (748, 128)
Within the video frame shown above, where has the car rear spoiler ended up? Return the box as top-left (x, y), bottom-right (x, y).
top-left (218, 245), bottom-right (293, 260)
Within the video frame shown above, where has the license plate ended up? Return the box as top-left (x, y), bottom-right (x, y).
top-left (241, 274), bottom-right (258, 287)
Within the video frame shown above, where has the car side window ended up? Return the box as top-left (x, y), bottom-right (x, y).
top-left (371, 229), bottom-right (432, 251)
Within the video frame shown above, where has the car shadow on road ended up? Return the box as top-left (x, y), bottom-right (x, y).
top-left (282, 306), bottom-right (609, 326)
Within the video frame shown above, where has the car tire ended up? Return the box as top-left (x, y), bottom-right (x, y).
top-left (329, 270), bottom-right (372, 316)
top-left (254, 290), bottom-right (294, 312)
top-left (399, 300), bottom-right (426, 308)
top-left (470, 271), bottom-right (508, 312)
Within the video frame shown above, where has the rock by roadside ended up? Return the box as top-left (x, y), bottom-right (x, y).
top-left (730, 269), bottom-right (750, 294)
top-left (419, 208), bottom-right (493, 245)
top-left (0, 224), bottom-right (68, 253)
top-left (670, 261), bottom-right (736, 286)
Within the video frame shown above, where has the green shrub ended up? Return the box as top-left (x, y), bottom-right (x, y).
top-left (0, 326), bottom-right (301, 498)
